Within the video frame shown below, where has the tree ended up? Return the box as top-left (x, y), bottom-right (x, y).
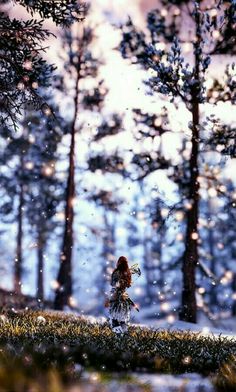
top-left (79, 110), bottom-right (124, 311)
top-left (54, 23), bottom-right (107, 310)
top-left (0, 0), bottom-right (85, 130)
top-left (215, 184), bottom-right (236, 316)
top-left (120, 0), bottom-right (236, 322)
top-left (22, 108), bottom-right (64, 302)
top-left (0, 95), bottom-right (64, 298)
top-left (0, 127), bottom-right (31, 294)
top-left (131, 108), bottom-right (171, 181)
top-left (129, 108), bottom-right (171, 305)
top-left (89, 190), bottom-right (122, 310)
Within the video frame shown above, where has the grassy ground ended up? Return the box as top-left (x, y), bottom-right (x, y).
top-left (0, 310), bottom-right (236, 391)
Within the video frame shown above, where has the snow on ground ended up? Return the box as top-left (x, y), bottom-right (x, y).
top-left (80, 371), bottom-right (214, 392)
top-left (136, 373), bottom-right (214, 392)
top-left (131, 305), bottom-right (236, 338)
top-left (136, 317), bottom-right (236, 338)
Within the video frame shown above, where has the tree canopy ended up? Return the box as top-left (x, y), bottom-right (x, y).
top-left (0, 0), bottom-right (86, 130)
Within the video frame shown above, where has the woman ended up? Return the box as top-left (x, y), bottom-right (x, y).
top-left (107, 256), bottom-right (141, 333)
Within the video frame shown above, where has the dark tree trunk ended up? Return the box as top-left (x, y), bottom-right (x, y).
top-left (232, 273), bottom-right (236, 316)
top-left (14, 181), bottom-right (24, 294)
top-left (36, 230), bottom-right (45, 302)
top-left (143, 237), bottom-right (153, 305)
top-left (54, 71), bottom-right (80, 310)
top-left (101, 211), bottom-right (115, 304)
top-left (179, 3), bottom-right (201, 323)
top-left (143, 228), bottom-right (165, 307)
top-left (231, 247), bottom-right (236, 316)
top-left (179, 100), bottom-right (199, 323)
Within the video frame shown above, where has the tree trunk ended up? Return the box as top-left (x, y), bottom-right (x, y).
top-left (101, 211), bottom-right (115, 305)
top-left (232, 273), bottom-right (236, 316)
top-left (231, 247), bottom-right (236, 316)
top-left (36, 229), bottom-right (45, 302)
top-left (54, 70), bottom-right (80, 310)
top-left (179, 3), bottom-right (201, 323)
top-left (208, 201), bottom-right (217, 310)
top-left (143, 226), bottom-right (165, 307)
top-left (14, 181), bottom-right (24, 294)
top-left (179, 101), bottom-right (199, 323)
top-left (143, 235), bottom-right (153, 305)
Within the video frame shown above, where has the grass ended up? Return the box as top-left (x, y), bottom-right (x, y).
top-left (0, 310), bottom-right (236, 390)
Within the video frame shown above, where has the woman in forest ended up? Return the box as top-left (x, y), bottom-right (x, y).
top-left (106, 256), bottom-right (141, 334)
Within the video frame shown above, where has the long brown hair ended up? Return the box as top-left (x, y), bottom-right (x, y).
top-left (115, 256), bottom-right (132, 287)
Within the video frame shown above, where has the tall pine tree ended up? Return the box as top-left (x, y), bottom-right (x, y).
top-left (54, 22), bottom-right (108, 310)
top-left (120, 0), bottom-right (236, 322)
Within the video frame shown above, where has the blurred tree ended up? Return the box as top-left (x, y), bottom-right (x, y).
top-left (120, 0), bottom-right (236, 322)
top-left (86, 112), bottom-right (124, 176)
top-left (149, 197), bottom-right (168, 303)
top-left (0, 99), bottom-right (64, 299)
top-left (89, 190), bottom-right (122, 310)
top-left (131, 108), bottom-right (171, 181)
top-left (130, 108), bottom-right (181, 307)
top-left (54, 23), bottom-right (108, 310)
top-left (206, 117), bottom-right (236, 159)
top-left (22, 109), bottom-right (64, 302)
top-left (0, 0), bottom-right (85, 130)
top-left (88, 152), bottom-right (126, 176)
top-left (84, 110), bottom-right (127, 310)
top-left (93, 114), bottom-right (122, 142)
top-left (0, 127), bottom-right (31, 294)
top-left (86, 114), bottom-right (125, 304)
top-left (217, 186), bottom-right (236, 317)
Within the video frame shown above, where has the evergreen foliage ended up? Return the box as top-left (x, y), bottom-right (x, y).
top-left (0, 0), bottom-right (86, 129)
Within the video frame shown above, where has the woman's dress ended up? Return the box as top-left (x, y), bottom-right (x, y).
top-left (108, 265), bottom-right (141, 330)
